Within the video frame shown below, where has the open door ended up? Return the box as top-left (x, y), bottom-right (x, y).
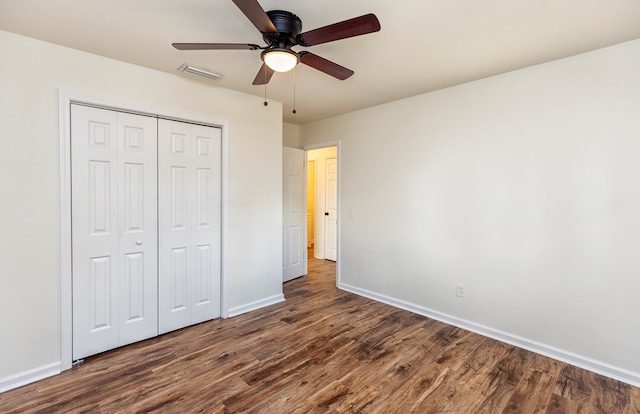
top-left (283, 147), bottom-right (306, 282)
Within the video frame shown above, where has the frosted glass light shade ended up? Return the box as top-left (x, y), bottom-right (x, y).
top-left (263, 49), bottom-right (299, 72)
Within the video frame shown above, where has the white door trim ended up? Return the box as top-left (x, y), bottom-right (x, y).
top-left (303, 140), bottom-right (341, 287)
top-left (59, 90), bottom-right (230, 370)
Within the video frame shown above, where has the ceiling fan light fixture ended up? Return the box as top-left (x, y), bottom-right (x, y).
top-left (262, 49), bottom-right (299, 72)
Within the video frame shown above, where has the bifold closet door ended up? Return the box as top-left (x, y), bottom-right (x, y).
top-left (71, 104), bottom-right (158, 360)
top-left (158, 119), bottom-right (221, 334)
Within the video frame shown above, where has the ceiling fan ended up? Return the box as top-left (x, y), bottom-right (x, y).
top-left (173, 0), bottom-right (381, 85)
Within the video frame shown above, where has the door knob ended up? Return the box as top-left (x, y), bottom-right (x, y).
top-left (136, 240), bottom-right (143, 245)
top-left (324, 212), bottom-right (329, 216)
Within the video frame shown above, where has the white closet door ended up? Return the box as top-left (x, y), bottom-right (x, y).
top-left (158, 119), bottom-right (221, 334)
top-left (71, 105), bottom-right (158, 360)
top-left (190, 124), bottom-right (221, 324)
top-left (117, 112), bottom-right (159, 346)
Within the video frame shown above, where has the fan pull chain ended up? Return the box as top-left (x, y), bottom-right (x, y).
top-left (263, 65), bottom-right (268, 106)
top-left (292, 66), bottom-right (297, 114)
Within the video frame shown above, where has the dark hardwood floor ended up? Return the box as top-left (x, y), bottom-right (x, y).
top-left (1, 252), bottom-right (639, 413)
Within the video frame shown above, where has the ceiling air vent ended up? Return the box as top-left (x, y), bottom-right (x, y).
top-left (178, 63), bottom-right (222, 82)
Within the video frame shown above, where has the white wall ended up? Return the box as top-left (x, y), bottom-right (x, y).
top-left (283, 122), bottom-right (300, 147)
top-left (300, 39), bottom-right (640, 383)
top-left (0, 30), bottom-right (283, 385)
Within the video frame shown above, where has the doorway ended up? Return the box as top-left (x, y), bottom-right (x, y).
top-left (281, 143), bottom-right (339, 285)
top-left (306, 146), bottom-right (338, 262)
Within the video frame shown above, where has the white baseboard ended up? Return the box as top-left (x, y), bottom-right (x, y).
top-left (227, 293), bottom-right (285, 318)
top-left (0, 362), bottom-right (60, 393)
top-left (1, 294), bottom-right (285, 393)
top-left (339, 282), bottom-right (640, 387)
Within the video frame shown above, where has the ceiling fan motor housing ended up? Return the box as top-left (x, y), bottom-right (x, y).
top-left (174, 0), bottom-right (380, 84)
top-left (263, 10), bottom-right (302, 47)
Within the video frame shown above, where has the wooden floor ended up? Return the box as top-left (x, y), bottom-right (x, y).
top-left (1, 254), bottom-right (639, 413)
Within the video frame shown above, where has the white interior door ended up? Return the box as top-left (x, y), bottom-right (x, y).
top-left (283, 147), bottom-right (306, 282)
top-left (158, 119), bottom-right (221, 334)
top-left (324, 157), bottom-right (338, 261)
top-left (71, 104), bottom-right (158, 360)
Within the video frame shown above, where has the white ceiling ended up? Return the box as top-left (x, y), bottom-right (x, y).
top-left (2, 0), bottom-right (640, 124)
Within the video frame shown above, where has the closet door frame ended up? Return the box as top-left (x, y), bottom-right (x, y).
top-left (59, 91), bottom-right (230, 370)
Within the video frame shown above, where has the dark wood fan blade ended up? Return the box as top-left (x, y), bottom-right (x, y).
top-left (232, 0), bottom-right (277, 34)
top-left (252, 63), bottom-right (275, 85)
top-left (297, 14), bottom-right (380, 46)
top-left (173, 43), bottom-right (261, 50)
top-left (299, 52), bottom-right (354, 80)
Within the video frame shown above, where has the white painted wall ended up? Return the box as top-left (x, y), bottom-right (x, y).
top-left (283, 122), bottom-right (300, 148)
top-left (300, 39), bottom-right (640, 383)
top-left (0, 30), bottom-right (282, 385)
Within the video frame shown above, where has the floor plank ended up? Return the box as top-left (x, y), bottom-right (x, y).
top-left (1, 252), bottom-right (638, 413)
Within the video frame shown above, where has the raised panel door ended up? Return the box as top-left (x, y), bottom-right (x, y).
top-left (117, 112), bottom-right (158, 346)
top-left (158, 119), bottom-right (221, 334)
top-left (159, 121), bottom-right (192, 333)
top-left (72, 105), bottom-right (119, 360)
top-left (191, 125), bottom-right (221, 324)
top-left (71, 105), bottom-right (158, 360)
top-left (283, 147), bottom-right (306, 282)
top-left (325, 157), bottom-right (338, 261)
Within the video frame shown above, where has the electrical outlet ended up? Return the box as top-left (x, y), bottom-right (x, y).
top-left (456, 283), bottom-right (465, 298)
